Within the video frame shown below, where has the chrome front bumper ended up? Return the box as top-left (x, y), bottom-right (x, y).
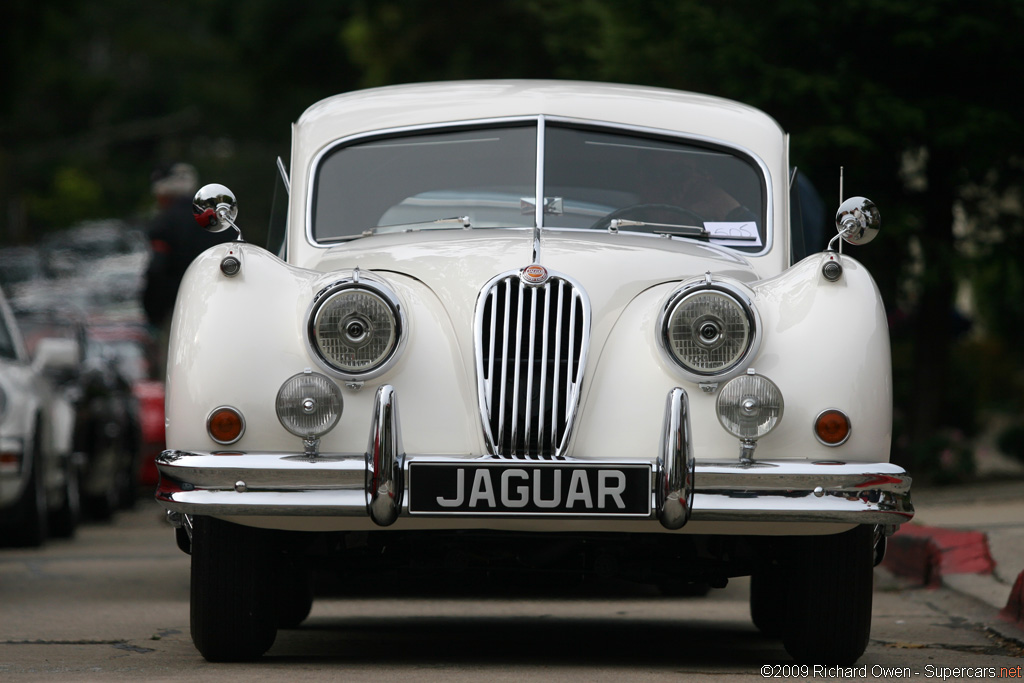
top-left (155, 386), bottom-right (914, 530)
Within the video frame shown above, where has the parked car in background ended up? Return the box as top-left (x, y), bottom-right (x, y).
top-left (156, 81), bottom-right (913, 664)
top-left (39, 219), bottom-right (146, 280)
top-left (0, 288), bottom-right (80, 546)
top-left (17, 312), bottom-right (143, 520)
top-left (82, 321), bottom-right (162, 493)
top-left (0, 246), bottom-right (45, 290)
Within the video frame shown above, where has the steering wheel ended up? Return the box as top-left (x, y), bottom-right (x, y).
top-left (591, 203), bottom-right (705, 232)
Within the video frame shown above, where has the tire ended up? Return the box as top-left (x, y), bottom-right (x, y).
top-left (7, 434), bottom-right (48, 547)
top-left (275, 565), bottom-right (314, 629)
top-left (749, 567), bottom-right (785, 637)
top-left (190, 516), bottom-right (278, 661)
top-left (782, 525), bottom-right (874, 664)
top-left (49, 456), bottom-right (80, 539)
top-left (83, 440), bottom-right (120, 521)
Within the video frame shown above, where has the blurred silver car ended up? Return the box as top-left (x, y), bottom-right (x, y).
top-left (0, 287), bottom-right (80, 546)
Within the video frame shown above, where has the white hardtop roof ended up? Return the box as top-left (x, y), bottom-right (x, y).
top-left (287, 80), bottom-right (791, 275)
top-left (294, 80), bottom-right (785, 155)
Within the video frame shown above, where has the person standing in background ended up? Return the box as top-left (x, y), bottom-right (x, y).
top-left (142, 163), bottom-right (231, 379)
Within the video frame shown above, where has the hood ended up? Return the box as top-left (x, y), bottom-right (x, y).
top-left (307, 228), bottom-right (762, 338)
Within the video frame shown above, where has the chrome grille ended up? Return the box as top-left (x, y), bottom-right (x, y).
top-left (476, 272), bottom-right (590, 459)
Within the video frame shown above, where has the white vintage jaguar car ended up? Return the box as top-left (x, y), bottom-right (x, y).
top-left (156, 80), bottom-right (913, 664)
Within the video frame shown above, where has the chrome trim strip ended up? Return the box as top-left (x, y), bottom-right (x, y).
top-left (510, 277), bottom-right (525, 450)
top-left (366, 384), bottom-right (403, 526)
top-left (485, 287), bottom-right (498, 430)
top-left (537, 280), bottom-right (551, 445)
top-left (524, 285), bottom-right (538, 448)
top-left (657, 388), bottom-right (695, 529)
top-left (304, 115), bottom-right (775, 258)
top-left (495, 278), bottom-right (512, 453)
top-left (564, 286), bottom-right (577, 452)
top-left (533, 115), bottom-right (545, 263)
top-left (550, 280), bottom-right (564, 452)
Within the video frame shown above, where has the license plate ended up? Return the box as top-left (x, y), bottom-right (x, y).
top-left (407, 462), bottom-right (651, 516)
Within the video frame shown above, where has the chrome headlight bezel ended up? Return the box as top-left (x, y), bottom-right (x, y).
top-left (657, 277), bottom-right (761, 383)
top-left (305, 274), bottom-right (406, 380)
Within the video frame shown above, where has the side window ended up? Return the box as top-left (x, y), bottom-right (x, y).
top-left (790, 169), bottom-right (826, 262)
top-left (267, 157), bottom-right (289, 259)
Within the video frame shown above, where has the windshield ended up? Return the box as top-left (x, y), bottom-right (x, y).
top-left (310, 121), bottom-right (766, 251)
top-left (313, 126), bottom-right (536, 240)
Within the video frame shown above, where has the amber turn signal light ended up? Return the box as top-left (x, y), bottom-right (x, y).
top-left (207, 406), bottom-right (245, 445)
top-left (814, 409), bottom-right (850, 446)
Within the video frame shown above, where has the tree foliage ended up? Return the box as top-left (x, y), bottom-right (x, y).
top-left (3, 0), bottom-right (1023, 477)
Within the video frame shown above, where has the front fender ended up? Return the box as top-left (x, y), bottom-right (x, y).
top-left (166, 243), bottom-right (479, 456)
top-left (574, 254), bottom-right (891, 464)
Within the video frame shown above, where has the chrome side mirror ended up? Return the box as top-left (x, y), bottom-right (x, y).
top-left (834, 196), bottom-right (880, 246)
top-left (193, 184), bottom-right (242, 240)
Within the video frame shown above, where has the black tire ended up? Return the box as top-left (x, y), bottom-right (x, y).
top-left (749, 565), bottom-right (786, 637)
top-left (190, 516), bottom-right (277, 661)
top-left (782, 525), bottom-right (874, 664)
top-left (275, 565), bottom-right (314, 629)
top-left (6, 435), bottom-right (48, 547)
top-left (49, 456), bottom-right (80, 539)
top-left (83, 440), bottom-right (120, 521)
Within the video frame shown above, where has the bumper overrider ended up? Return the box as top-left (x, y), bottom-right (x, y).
top-left (155, 386), bottom-right (914, 531)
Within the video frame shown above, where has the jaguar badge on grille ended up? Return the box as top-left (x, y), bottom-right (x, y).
top-left (520, 264), bottom-right (549, 286)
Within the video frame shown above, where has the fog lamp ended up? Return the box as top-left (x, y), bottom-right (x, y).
top-left (716, 371), bottom-right (784, 440)
top-left (276, 371), bottom-right (343, 439)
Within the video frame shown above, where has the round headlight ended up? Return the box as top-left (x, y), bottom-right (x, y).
top-left (309, 281), bottom-right (402, 377)
top-left (716, 372), bottom-right (784, 440)
top-left (661, 281), bottom-right (758, 379)
top-left (276, 372), bottom-right (343, 439)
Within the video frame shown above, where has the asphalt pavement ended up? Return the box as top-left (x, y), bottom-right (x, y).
top-left (881, 446), bottom-right (1024, 643)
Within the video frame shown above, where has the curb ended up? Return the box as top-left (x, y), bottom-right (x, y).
top-left (882, 524), bottom-right (995, 588)
top-left (1000, 569), bottom-right (1024, 629)
top-left (883, 524), bottom-right (1024, 637)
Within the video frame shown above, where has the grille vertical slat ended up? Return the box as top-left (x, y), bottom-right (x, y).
top-left (486, 288), bottom-right (498, 401)
top-left (536, 281), bottom-right (551, 452)
top-left (477, 272), bottom-right (589, 459)
top-left (551, 281), bottom-right (566, 453)
top-left (523, 286), bottom-right (538, 455)
top-left (510, 282), bottom-right (525, 453)
top-left (497, 279), bottom-right (512, 448)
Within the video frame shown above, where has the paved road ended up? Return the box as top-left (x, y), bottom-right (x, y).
top-left (1, 501), bottom-right (1021, 681)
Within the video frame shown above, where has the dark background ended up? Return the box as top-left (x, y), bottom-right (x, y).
top-left (3, 0), bottom-right (1023, 481)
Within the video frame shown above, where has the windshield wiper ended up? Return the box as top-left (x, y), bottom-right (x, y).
top-left (609, 218), bottom-right (707, 238)
top-left (608, 218), bottom-right (757, 242)
top-left (319, 216), bottom-right (474, 243)
top-left (362, 215), bottom-right (472, 236)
